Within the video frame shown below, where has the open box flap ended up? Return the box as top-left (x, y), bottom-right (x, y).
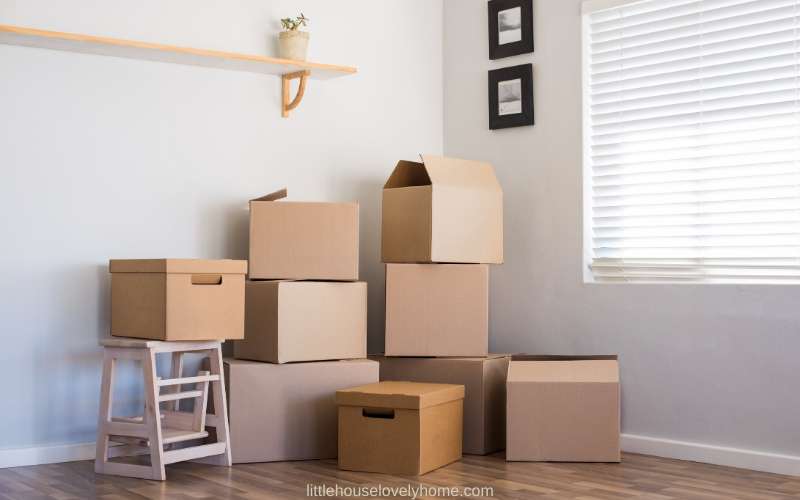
top-left (508, 355), bottom-right (619, 383)
top-left (251, 188), bottom-right (288, 202)
top-left (384, 160), bottom-right (432, 189)
top-left (420, 154), bottom-right (501, 190)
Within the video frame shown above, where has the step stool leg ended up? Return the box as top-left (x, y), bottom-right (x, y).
top-left (193, 346), bottom-right (232, 466)
top-left (94, 350), bottom-right (114, 474)
top-left (143, 349), bottom-right (166, 480)
top-left (167, 352), bottom-right (183, 412)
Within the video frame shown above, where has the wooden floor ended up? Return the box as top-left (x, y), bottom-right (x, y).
top-left (1, 453), bottom-right (799, 499)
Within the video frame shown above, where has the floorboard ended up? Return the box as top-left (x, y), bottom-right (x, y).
top-left (0, 453), bottom-right (798, 499)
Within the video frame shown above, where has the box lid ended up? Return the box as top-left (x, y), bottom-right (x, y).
top-left (109, 259), bottom-right (247, 274)
top-left (508, 355), bottom-right (619, 383)
top-left (384, 154), bottom-right (501, 191)
top-left (336, 381), bottom-right (464, 409)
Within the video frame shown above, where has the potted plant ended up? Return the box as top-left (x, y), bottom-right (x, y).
top-left (279, 13), bottom-right (310, 61)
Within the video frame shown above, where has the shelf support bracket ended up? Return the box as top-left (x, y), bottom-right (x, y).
top-left (282, 70), bottom-right (310, 117)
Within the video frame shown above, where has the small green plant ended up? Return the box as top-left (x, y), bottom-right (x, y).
top-left (281, 13), bottom-right (309, 31)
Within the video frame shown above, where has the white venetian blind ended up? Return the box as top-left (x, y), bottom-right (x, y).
top-left (584, 0), bottom-right (800, 283)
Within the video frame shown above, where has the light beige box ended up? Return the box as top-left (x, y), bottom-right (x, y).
top-left (506, 355), bottom-right (621, 462)
top-left (336, 381), bottom-right (464, 475)
top-left (384, 263), bottom-right (488, 357)
top-left (110, 259), bottom-right (246, 341)
top-left (381, 154), bottom-right (503, 264)
top-left (224, 358), bottom-right (379, 463)
top-left (371, 354), bottom-right (509, 455)
top-left (234, 280), bottom-right (367, 364)
top-left (249, 188), bottom-right (359, 281)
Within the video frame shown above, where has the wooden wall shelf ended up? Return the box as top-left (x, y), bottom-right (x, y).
top-left (0, 24), bottom-right (357, 116)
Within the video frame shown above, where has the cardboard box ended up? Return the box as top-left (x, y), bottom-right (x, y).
top-left (110, 259), bottom-right (246, 341)
top-left (385, 263), bottom-right (488, 357)
top-left (336, 381), bottom-right (464, 475)
top-left (371, 354), bottom-right (509, 455)
top-left (224, 358), bottom-right (379, 463)
top-left (234, 280), bottom-right (367, 363)
top-left (381, 155), bottom-right (503, 264)
top-left (506, 355), bottom-right (621, 462)
top-left (249, 188), bottom-right (359, 280)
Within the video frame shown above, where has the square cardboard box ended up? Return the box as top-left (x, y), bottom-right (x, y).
top-left (371, 354), bottom-right (509, 455)
top-left (225, 358), bottom-right (379, 463)
top-left (337, 381), bottom-right (464, 475)
top-left (110, 259), bottom-right (246, 341)
top-left (385, 263), bottom-right (488, 357)
top-left (506, 355), bottom-right (621, 462)
top-left (382, 155), bottom-right (503, 264)
top-left (249, 188), bottom-right (359, 280)
top-left (234, 280), bottom-right (367, 363)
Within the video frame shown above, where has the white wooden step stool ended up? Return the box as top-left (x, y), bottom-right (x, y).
top-left (95, 338), bottom-right (232, 480)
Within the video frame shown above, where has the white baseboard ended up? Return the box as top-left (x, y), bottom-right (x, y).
top-left (0, 441), bottom-right (95, 469)
top-left (622, 433), bottom-right (800, 476)
top-left (2, 436), bottom-right (799, 476)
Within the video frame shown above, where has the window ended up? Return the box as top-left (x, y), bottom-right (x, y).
top-left (582, 0), bottom-right (800, 283)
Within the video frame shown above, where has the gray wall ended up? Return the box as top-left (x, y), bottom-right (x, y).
top-left (444, 0), bottom-right (800, 457)
top-left (0, 0), bottom-right (443, 451)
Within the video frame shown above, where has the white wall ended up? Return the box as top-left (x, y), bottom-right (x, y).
top-left (0, 0), bottom-right (442, 456)
top-left (444, 0), bottom-right (800, 472)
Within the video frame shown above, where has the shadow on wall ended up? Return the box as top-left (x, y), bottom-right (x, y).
top-left (337, 174), bottom-right (387, 355)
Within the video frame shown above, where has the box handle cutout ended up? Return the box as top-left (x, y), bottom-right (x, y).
top-left (362, 408), bottom-right (395, 420)
top-left (191, 274), bottom-right (223, 285)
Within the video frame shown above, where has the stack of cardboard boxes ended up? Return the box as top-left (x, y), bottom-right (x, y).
top-left (225, 189), bottom-right (379, 464)
top-left (373, 155), bottom-right (511, 457)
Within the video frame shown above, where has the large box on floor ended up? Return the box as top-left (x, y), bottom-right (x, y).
top-left (381, 154), bottom-right (503, 264)
top-left (249, 188), bottom-right (359, 280)
top-left (506, 355), bottom-right (621, 462)
top-left (371, 354), bottom-right (509, 455)
top-left (225, 358), bottom-right (379, 463)
top-left (110, 259), bottom-right (246, 341)
top-left (234, 280), bottom-right (367, 363)
top-left (336, 381), bottom-right (464, 475)
top-left (385, 263), bottom-right (488, 357)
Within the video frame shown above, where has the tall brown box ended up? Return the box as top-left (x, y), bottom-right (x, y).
top-left (336, 381), bottom-right (464, 475)
top-left (506, 355), bottom-right (621, 462)
top-left (385, 263), bottom-right (488, 357)
top-left (371, 354), bottom-right (509, 455)
top-left (234, 280), bottom-right (367, 363)
top-left (110, 259), bottom-right (246, 341)
top-left (225, 358), bottom-right (379, 463)
top-left (249, 188), bottom-right (359, 280)
top-left (381, 155), bottom-right (503, 264)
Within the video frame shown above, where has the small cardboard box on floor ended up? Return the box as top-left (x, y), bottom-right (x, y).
top-left (371, 354), bottom-right (509, 455)
top-left (381, 155), bottom-right (503, 264)
top-left (506, 355), bottom-right (621, 462)
top-left (234, 280), bottom-right (367, 363)
top-left (224, 358), bottom-right (379, 463)
top-left (110, 259), bottom-right (247, 341)
top-left (249, 188), bottom-right (359, 281)
top-left (336, 381), bottom-right (464, 475)
top-left (384, 263), bottom-right (488, 357)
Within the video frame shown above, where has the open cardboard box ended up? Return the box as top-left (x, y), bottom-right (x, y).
top-left (249, 188), bottom-right (359, 280)
top-left (506, 355), bottom-right (621, 462)
top-left (381, 155), bottom-right (503, 264)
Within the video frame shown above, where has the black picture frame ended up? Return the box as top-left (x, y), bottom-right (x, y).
top-left (488, 0), bottom-right (534, 60)
top-left (489, 63), bottom-right (534, 130)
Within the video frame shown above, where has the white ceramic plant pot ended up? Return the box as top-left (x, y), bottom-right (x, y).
top-left (278, 30), bottom-right (309, 61)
